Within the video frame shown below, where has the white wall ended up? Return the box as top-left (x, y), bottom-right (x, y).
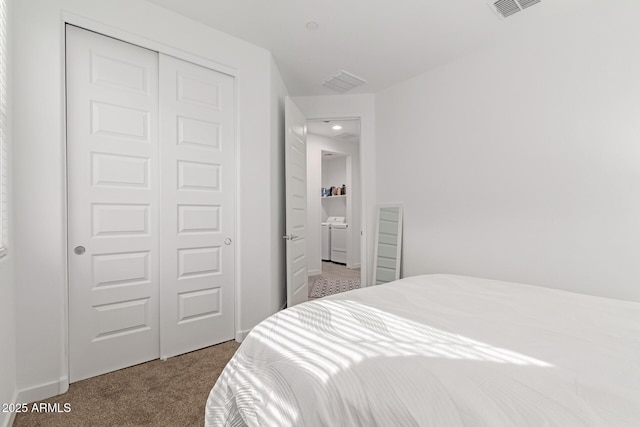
top-left (375, 0), bottom-right (640, 302)
top-left (293, 95), bottom-right (375, 283)
top-left (0, 1), bottom-right (16, 425)
top-left (322, 156), bottom-right (347, 219)
top-left (322, 157), bottom-right (347, 192)
top-left (13, 0), bottom-right (283, 402)
top-left (307, 134), bottom-right (360, 274)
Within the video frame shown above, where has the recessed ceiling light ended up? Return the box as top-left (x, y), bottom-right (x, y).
top-left (332, 125), bottom-right (342, 130)
top-left (305, 22), bottom-right (319, 31)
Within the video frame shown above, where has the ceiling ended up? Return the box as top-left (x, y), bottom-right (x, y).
top-left (321, 151), bottom-right (348, 160)
top-left (307, 119), bottom-right (359, 142)
top-left (145, 0), bottom-right (602, 96)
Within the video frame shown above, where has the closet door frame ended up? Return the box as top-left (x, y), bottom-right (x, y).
top-left (61, 14), bottom-right (240, 380)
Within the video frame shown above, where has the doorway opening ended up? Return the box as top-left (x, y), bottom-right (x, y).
top-left (305, 119), bottom-right (361, 298)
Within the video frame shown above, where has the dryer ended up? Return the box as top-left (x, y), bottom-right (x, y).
top-left (329, 217), bottom-right (347, 264)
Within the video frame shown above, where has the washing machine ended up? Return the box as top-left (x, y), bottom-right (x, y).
top-left (321, 221), bottom-right (331, 261)
top-left (330, 217), bottom-right (347, 264)
top-left (321, 217), bottom-right (345, 262)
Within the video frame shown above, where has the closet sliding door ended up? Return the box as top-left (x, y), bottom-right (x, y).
top-left (158, 54), bottom-right (235, 359)
top-left (67, 26), bottom-right (235, 382)
top-left (67, 25), bottom-right (161, 382)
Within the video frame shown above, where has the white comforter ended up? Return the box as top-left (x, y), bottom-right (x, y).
top-left (205, 274), bottom-right (640, 426)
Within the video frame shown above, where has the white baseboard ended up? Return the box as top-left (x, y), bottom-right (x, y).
top-left (235, 329), bottom-right (251, 343)
top-left (5, 412), bottom-right (15, 427)
top-left (350, 263), bottom-right (361, 269)
top-left (1, 389), bottom-right (18, 427)
top-left (2, 376), bottom-right (68, 427)
top-left (16, 377), bottom-right (68, 405)
top-left (307, 269), bottom-right (321, 276)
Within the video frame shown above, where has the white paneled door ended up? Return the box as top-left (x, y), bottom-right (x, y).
top-left (159, 54), bottom-right (235, 359)
top-left (284, 98), bottom-right (308, 307)
top-left (67, 26), bottom-right (235, 382)
top-left (67, 25), bottom-right (160, 382)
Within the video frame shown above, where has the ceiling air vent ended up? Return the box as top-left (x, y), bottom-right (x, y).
top-left (518, 0), bottom-right (541, 9)
top-left (489, 0), bottom-right (541, 19)
top-left (322, 70), bottom-right (367, 93)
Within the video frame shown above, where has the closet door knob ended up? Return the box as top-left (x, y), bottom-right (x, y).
top-left (74, 246), bottom-right (86, 255)
top-left (224, 238), bottom-right (232, 246)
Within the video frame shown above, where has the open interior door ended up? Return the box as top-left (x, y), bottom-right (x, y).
top-left (284, 97), bottom-right (308, 307)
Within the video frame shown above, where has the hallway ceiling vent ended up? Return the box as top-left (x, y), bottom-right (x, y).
top-left (322, 70), bottom-right (367, 93)
top-left (489, 0), bottom-right (541, 19)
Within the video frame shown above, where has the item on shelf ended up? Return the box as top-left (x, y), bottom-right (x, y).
top-left (322, 186), bottom-right (350, 197)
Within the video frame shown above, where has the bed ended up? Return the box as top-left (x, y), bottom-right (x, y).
top-left (205, 274), bottom-right (640, 426)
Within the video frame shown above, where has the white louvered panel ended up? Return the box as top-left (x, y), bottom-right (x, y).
top-left (494, 0), bottom-right (521, 18)
top-left (489, 0), bottom-right (542, 19)
top-left (518, 0), bottom-right (541, 9)
top-left (321, 70), bottom-right (367, 93)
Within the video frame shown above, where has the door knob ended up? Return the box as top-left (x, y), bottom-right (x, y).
top-left (224, 238), bottom-right (232, 246)
top-left (74, 246), bottom-right (86, 255)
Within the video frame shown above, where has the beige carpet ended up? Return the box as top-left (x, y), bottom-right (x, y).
top-left (14, 340), bottom-right (240, 427)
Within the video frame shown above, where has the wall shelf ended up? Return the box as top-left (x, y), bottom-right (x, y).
top-left (321, 195), bottom-right (346, 199)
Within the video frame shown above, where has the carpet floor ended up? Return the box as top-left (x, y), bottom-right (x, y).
top-left (15, 263), bottom-right (358, 426)
top-left (13, 340), bottom-right (240, 427)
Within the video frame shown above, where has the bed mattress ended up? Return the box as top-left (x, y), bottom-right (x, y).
top-left (205, 274), bottom-right (640, 426)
